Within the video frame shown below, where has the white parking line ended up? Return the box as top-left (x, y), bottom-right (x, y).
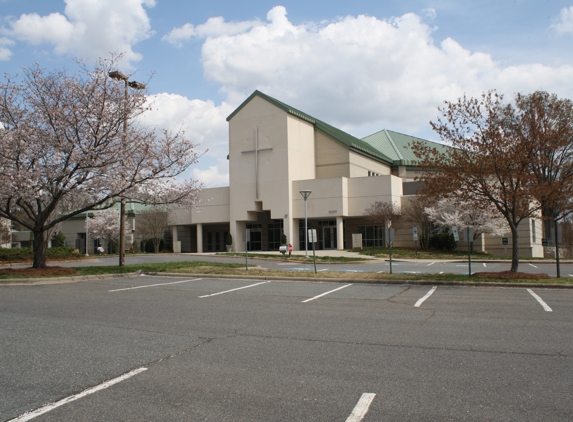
top-left (198, 281), bottom-right (271, 298)
top-left (318, 268), bottom-right (328, 272)
top-left (109, 278), bottom-right (202, 292)
top-left (569, 274), bottom-right (573, 278)
top-left (483, 263), bottom-right (487, 267)
top-left (377, 271), bottom-right (385, 274)
top-left (415, 286), bottom-right (437, 308)
top-left (427, 262), bottom-right (436, 266)
top-left (345, 393), bottom-right (376, 422)
top-left (527, 289), bottom-right (553, 312)
top-left (8, 367), bottom-right (147, 421)
top-left (529, 263), bottom-right (538, 269)
top-left (302, 284), bottom-right (351, 303)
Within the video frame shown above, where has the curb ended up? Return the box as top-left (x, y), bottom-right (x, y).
top-left (144, 272), bottom-right (573, 289)
top-left (1, 272), bottom-right (572, 289)
top-left (0, 272), bottom-right (139, 286)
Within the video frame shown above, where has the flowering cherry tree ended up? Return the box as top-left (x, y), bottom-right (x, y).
top-left (0, 56), bottom-right (202, 267)
top-left (87, 209), bottom-right (124, 251)
top-left (424, 197), bottom-right (509, 241)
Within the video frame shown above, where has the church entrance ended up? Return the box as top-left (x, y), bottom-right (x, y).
top-left (245, 212), bottom-right (284, 251)
top-left (322, 226), bottom-right (337, 250)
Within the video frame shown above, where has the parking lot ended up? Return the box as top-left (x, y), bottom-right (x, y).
top-left (2, 276), bottom-right (572, 421)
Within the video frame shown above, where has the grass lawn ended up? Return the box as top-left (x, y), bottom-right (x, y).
top-left (1, 260), bottom-right (572, 284)
top-left (357, 246), bottom-right (563, 261)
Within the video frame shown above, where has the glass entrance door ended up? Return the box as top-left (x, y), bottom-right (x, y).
top-left (247, 229), bottom-right (262, 251)
top-left (322, 227), bottom-right (337, 250)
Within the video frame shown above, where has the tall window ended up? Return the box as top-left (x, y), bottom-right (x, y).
top-left (357, 225), bottom-right (384, 247)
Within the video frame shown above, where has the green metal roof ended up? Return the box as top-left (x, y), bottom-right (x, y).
top-left (361, 129), bottom-right (450, 166)
top-left (227, 90), bottom-right (449, 168)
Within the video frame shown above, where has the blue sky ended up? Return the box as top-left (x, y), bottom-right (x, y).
top-left (2, 0), bottom-right (573, 187)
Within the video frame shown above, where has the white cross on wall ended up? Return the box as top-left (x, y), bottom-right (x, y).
top-left (241, 127), bottom-right (273, 199)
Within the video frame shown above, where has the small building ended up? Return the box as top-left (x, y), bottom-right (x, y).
top-left (164, 90), bottom-right (541, 256)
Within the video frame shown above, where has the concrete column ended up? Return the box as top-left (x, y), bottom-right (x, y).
top-left (336, 216), bottom-right (344, 250)
top-left (234, 221), bottom-right (246, 252)
top-left (196, 223), bottom-right (203, 253)
top-left (171, 226), bottom-right (180, 253)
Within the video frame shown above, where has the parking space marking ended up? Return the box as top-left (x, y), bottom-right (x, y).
top-left (318, 268), bottom-right (328, 272)
top-left (198, 281), bottom-right (271, 298)
top-left (109, 278), bottom-right (202, 292)
top-left (569, 274), bottom-right (573, 278)
top-left (483, 263), bottom-right (487, 267)
top-left (302, 284), bottom-right (351, 303)
top-left (8, 367), bottom-right (147, 422)
top-left (527, 289), bottom-right (553, 312)
top-left (415, 286), bottom-right (437, 308)
top-left (345, 393), bottom-right (376, 422)
top-left (529, 263), bottom-right (538, 269)
top-left (427, 262), bottom-right (436, 266)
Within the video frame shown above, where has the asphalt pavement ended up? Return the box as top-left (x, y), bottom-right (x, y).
top-left (2, 275), bottom-right (572, 421)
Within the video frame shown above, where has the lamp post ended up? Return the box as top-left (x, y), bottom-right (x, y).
top-left (300, 190), bottom-right (312, 258)
top-left (85, 213), bottom-right (89, 256)
top-left (108, 71), bottom-right (146, 266)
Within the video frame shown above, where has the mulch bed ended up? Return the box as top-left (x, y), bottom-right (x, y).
top-left (0, 266), bottom-right (78, 277)
top-left (473, 271), bottom-right (551, 280)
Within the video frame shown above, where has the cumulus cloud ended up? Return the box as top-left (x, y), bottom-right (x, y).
top-left (162, 16), bottom-right (261, 46)
top-left (2, 0), bottom-right (155, 66)
top-left (169, 6), bottom-right (573, 136)
top-left (138, 93), bottom-right (233, 187)
top-left (0, 37), bottom-right (14, 60)
top-left (552, 6), bottom-right (573, 35)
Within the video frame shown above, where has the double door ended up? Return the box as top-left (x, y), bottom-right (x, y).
top-left (322, 227), bottom-right (337, 250)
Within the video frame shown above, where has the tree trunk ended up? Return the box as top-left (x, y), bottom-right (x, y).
top-left (510, 228), bottom-right (519, 272)
top-left (153, 238), bottom-right (160, 254)
top-left (32, 230), bottom-right (47, 268)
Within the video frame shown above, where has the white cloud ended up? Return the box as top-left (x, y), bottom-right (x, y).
top-left (0, 37), bottom-right (14, 60)
top-left (177, 6), bottom-right (573, 135)
top-left (2, 0), bottom-right (155, 66)
top-left (191, 165), bottom-right (229, 188)
top-left (138, 93), bottom-right (233, 187)
top-left (552, 6), bottom-right (573, 35)
top-left (162, 16), bottom-right (261, 46)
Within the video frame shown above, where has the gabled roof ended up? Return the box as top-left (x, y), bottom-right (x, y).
top-left (361, 129), bottom-right (450, 166)
top-left (227, 90), bottom-right (448, 168)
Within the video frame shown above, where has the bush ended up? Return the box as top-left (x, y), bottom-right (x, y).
top-left (52, 231), bottom-right (67, 247)
top-left (46, 247), bottom-right (84, 259)
top-left (429, 231), bottom-right (457, 251)
top-left (0, 246), bottom-right (83, 262)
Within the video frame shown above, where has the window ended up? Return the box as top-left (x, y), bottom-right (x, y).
top-left (358, 225), bottom-right (384, 247)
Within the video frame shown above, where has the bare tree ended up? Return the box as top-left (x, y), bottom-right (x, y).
top-left (137, 208), bottom-right (168, 253)
top-left (0, 55), bottom-right (202, 267)
top-left (516, 91), bottom-right (573, 244)
top-left (401, 196), bottom-right (433, 249)
top-left (364, 201), bottom-right (401, 227)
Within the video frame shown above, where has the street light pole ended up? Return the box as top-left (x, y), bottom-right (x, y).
top-left (85, 213), bottom-right (89, 256)
top-left (108, 71), bottom-right (145, 267)
top-left (300, 190), bottom-right (312, 258)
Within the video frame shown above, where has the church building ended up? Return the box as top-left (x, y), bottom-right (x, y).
top-left (168, 90), bottom-right (543, 257)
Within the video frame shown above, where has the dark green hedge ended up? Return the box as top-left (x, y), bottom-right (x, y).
top-left (0, 246), bottom-right (83, 262)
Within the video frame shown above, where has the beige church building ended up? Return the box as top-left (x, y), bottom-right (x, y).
top-left (168, 90), bottom-right (543, 257)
